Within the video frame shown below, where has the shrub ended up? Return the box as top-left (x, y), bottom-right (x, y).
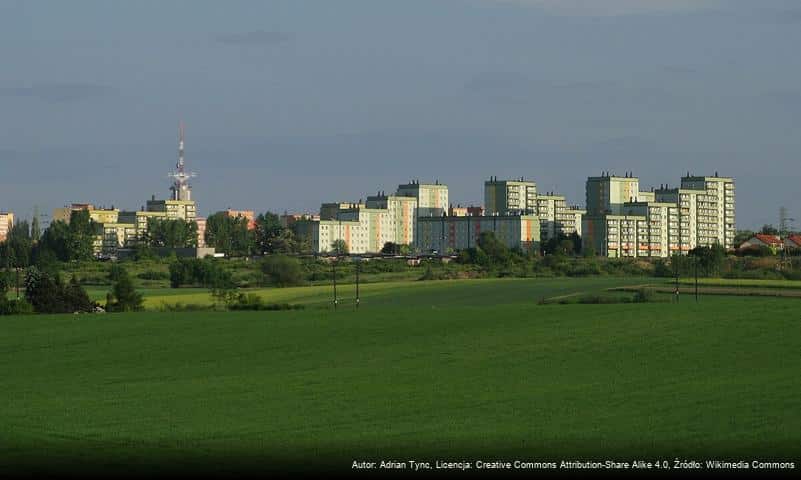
top-left (0, 297), bottom-right (34, 315)
top-left (106, 268), bottom-right (144, 312)
top-left (169, 257), bottom-right (233, 289)
top-left (137, 270), bottom-right (169, 280)
top-left (261, 255), bottom-right (304, 287)
top-left (632, 288), bottom-right (655, 303)
top-left (419, 265), bottom-right (435, 281)
top-left (24, 267), bottom-right (96, 314)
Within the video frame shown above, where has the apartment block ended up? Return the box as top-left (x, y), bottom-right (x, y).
top-left (484, 177), bottom-right (537, 215)
top-left (365, 193), bottom-right (417, 246)
top-left (53, 204), bottom-right (120, 224)
top-left (396, 180), bottom-right (448, 218)
top-left (536, 193), bottom-right (586, 242)
top-left (145, 196), bottom-right (197, 222)
top-left (0, 212), bottom-right (14, 242)
top-left (584, 172), bottom-right (736, 258)
top-left (416, 214), bottom-right (540, 254)
top-left (293, 218), bottom-right (365, 254)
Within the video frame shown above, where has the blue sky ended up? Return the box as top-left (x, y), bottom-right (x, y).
top-left (1, 0), bottom-right (800, 229)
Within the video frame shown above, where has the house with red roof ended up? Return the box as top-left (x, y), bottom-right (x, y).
top-left (739, 234), bottom-right (784, 252)
top-left (784, 234), bottom-right (801, 250)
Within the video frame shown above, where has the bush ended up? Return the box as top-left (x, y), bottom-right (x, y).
top-left (418, 265), bottom-right (435, 281)
top-left (24, 267), bottom-right (96, 314)
top-left (137, 270), bottom-right (169, 281)
top-left (632, 288), bottom-right (655, 303)
top-left (261, 255), bottom-right (304, 287)
top-left (0, 297), bottom-right (34, 315)
top-left (169, 257), bottom-right (233, 289)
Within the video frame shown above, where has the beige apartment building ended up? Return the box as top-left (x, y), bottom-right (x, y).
top-left (484, 177), bottom-right (537, 215)
top-left (396, 180), bottom-right (448, 218)
top-left (584, 172), bottom-right (736, 257)
top-left (0, 212), bottom-right (14, 242)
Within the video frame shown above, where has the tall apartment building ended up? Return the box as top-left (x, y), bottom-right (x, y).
top-left (536, 193), bottom-right (586, 242)
top-left (365, 193), bottom-right (417, 246)
top-left (484, 177), bottom-right (537, 215)
top-left (0, 212), bottom-right (14, 242)
top-left (483, 178), bottom-right (583, 242)
top-left (396, 180), bottom-right (448, 218)
top-left (584, 172), bottom-right (736, 257)
top-left (585, 172), bottom-right (646, 216)
top-left (416, 214), bottom-right (540, 254)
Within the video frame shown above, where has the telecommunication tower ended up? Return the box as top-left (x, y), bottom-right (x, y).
top-left (168, 121), bottom-right (196, 201)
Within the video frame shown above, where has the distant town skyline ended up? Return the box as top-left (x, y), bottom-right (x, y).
top-left (2, 0), bottom-right (800, 230)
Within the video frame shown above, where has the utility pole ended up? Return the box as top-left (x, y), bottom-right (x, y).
top-left (332, 257), bottom-right (337, 311)
top-left (355, 257), bottom-right (360, 309)
top-left (674, 254), bottom-right (679, 303)
top-left (694, 256), bottom-right (699, 302)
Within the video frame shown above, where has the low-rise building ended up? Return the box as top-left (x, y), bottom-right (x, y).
top-left (416, 214), bottom-right (540, 254)
top-left (53, 204), bottom-right (120, 224)
top-left (740, 234), bottom-right (783, 252)
top-left (784, 234), bottom-right (801, 250)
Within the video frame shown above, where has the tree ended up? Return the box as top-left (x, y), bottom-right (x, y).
top-left (144, 218), bottom-right (198, 248)
top-left (31, 206), bottom-right (41, 241)
top-left (760, 224), bottom-right (779, 236)
top-left (205, 213), bottom-right (253, 257)
top-left (270, 229), bottom-right (297, 254)
top-left (67, 209), bottom-right (96, 261)
top-left (331, 239), bottom-right (348, 255)
top-left (24, 267), bottom-right (95, 313)
top-left (477, 231), bottom-right (510, 264)
top-left (254, 212), bottom-right (284, 254)
top-left (381, 242), bottom-right (400, 255)
top-left (106, 267), bottom-right (143, 312)
top-left (36, 220), bottom-right (71, 262)
top-left (688, 244), bottom-right (727, 277)
top-left (261, 255), bottom-right (305, 287)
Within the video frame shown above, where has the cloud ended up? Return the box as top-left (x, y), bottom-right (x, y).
top-left (215, 30), bottom-right (292, 46)
top-left (0, 83), bottom-right (112, 103)
top-left (483, 0), bottom-right (720, 16)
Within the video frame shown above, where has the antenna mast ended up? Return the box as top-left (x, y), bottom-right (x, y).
top-left (168, 120), bottom-right (196, 201)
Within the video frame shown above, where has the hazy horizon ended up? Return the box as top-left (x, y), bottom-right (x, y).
top-left (2, 0), bottom-right (800, 230)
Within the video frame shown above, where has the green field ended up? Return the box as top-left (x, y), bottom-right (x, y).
top-left (2, 277), bottom-right (800, 473)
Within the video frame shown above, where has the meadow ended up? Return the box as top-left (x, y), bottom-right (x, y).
top-left (2, 277), bottom-right (800, 474)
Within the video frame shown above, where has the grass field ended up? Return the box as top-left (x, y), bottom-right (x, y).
top-left (2, 277), bottom-right (800, 474)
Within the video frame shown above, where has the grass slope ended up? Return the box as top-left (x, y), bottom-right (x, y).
top-left (1, 278), bottom-right (799, 473)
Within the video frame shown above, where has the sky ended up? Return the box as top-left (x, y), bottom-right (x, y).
top-left (1, 0), bottom-right (800, 230)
